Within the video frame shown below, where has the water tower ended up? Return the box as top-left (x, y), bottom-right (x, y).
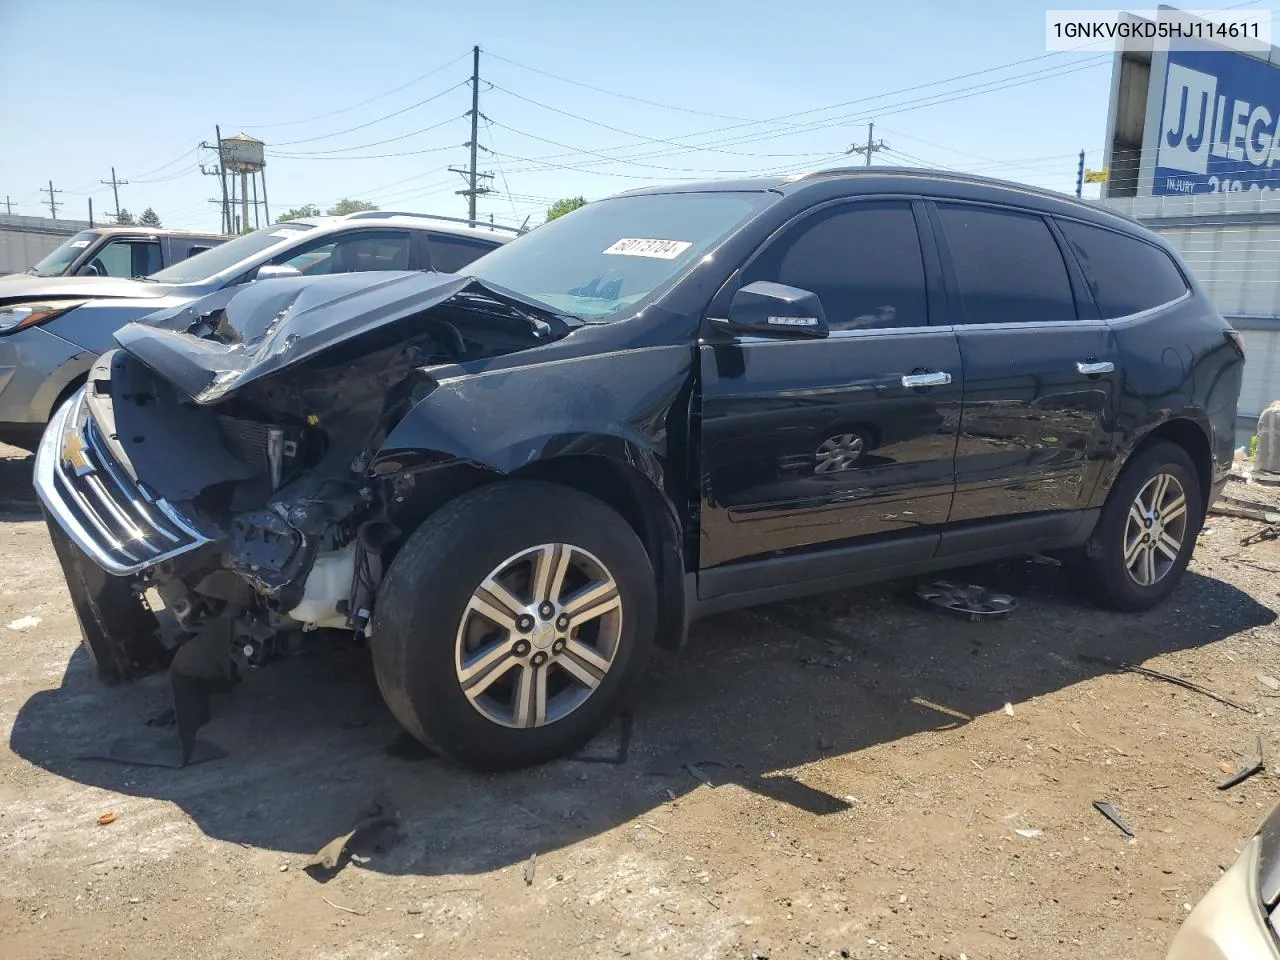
top-left (219, 132), bottom-right (267, 232)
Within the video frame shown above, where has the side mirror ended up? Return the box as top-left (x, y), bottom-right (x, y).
top-left (255, 263), bottom-right (302, 281)
top-left (714, 281), bottom-right (829, 339)
top-left (75, 263), bottom-right (102, 277)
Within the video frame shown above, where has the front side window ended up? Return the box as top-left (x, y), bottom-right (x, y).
top-left (1057, 219), bottom-right (1188, 318)
top-left (87, 240), bottom-right (159, 277)
top-left (149, 222), bottom-right (316, 284)
top-left (465, 191), bottom-right (774, 321)
top-left (936, 204), bottom-right (1076, 324)
top-left (742, 200), bottom-right (929, 330)
top-left (278, 230), bottom-right (411, 274)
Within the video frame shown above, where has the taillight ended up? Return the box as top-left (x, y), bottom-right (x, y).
top-left (1225, 329), bottom-right (1246, 359)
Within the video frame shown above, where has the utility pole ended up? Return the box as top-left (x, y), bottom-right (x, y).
top-left (1076, 149), bottom-right (1085, 198)
top-left (88, 197), bottom-right (94, 228)
top-left (449, 45), bottom-right (491, 225)
top-left (100, 167), bottom-right (128, 222)
top-left (199, 128), bottom-right (232, 233)
top-left (3, 196), bottom-right (11, 215)
top-left (848, 122), bottom-right (888, 167)
top-left (40, 180), bottom-right (62, 219)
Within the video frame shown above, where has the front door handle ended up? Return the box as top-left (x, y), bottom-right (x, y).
top-left (1076, 360), bottom-right (1115, 376)
top-left (901, 371), bottom-right (952, 388)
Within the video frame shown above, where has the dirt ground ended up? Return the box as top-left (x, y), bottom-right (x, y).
top-left (3, 441), bottom-right (1280, 960)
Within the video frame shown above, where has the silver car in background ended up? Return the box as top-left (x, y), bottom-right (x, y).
top-left (0, 212), bottom-right (512, 448)
top-left (1167, 800), bottom-right (1280, 958)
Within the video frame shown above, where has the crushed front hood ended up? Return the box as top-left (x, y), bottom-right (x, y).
top-left (113, 270), bottom-right (571, 404)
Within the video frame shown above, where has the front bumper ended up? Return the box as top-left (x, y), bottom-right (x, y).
top-left (33, 389), bottom-right (213, 576)
top-left (1167, 837), bottom-right (1280, 960)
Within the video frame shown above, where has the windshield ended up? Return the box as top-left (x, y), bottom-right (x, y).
top-left (29, 232), bottom-right (100, 276)
top-left (148, 222), bottom-right (315, 284)
top-left (465, 192), bottom-right (773, 320)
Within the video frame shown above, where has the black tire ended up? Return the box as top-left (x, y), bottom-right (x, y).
top-left (1074, 441), bottom-right (1203, 612)
top-left (370, 481), bottom-right (656, 770)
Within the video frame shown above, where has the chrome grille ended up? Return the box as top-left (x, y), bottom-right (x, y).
top-left (33, 390), bottom-right (212, 576)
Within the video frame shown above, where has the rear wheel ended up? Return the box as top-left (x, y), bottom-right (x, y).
top-left (1074, 441), bottom-right (1203, 611)
top-left (371, 481), bottom-right (656, 770)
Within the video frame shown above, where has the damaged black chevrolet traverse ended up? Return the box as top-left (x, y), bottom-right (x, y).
top-left (35, 169), bottom-right (1243, 770)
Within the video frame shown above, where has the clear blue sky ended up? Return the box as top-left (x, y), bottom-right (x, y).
top-left (0, 1), bottom-right (1258, 231)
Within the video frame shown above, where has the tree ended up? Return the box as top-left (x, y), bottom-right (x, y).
top-left (139, 207), bottom-right (162, 227)
top-left (114, 208), bottom-right (135, 225)
top-left (277, 204), bottom-right (321, 222)
top-left (326, 198), bottom-right (378, 216)
top-left (546, 197), bottom-right (585, 222)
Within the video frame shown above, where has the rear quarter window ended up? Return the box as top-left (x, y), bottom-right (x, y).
top-left (1057, 219), bottom-right (1188, 318)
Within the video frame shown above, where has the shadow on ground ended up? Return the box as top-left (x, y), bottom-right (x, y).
top-left (9, 560), bottom-right (1275, 878)
top-left (0, 448), bottom-right (38, 519)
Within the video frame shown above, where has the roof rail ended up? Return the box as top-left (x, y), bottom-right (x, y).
top-left (343, 210), bottom-right (525, 234)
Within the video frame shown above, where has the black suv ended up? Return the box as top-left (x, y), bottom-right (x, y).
top-left (34, 169), bottom-right (1243, 770)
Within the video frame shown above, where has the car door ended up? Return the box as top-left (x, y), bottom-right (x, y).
top-left (698, 198), bottom-right (962, 590)
top-left (928, 201), bottom-right (1120, 535)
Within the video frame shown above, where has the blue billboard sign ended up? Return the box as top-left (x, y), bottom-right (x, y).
top-left (1155, 46), bottom-right (1280, 195)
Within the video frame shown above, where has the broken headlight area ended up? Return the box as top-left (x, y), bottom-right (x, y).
top-left (37, 272), bottom-right (571, 688)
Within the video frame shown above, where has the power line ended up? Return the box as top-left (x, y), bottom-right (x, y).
top-left (485, 50), bottom-right (759, 122)
top-left (272, 80), bottom-right (469, 147)
top-left (267, 114), bottom-right (464, 156)
top-left (235, 50), bottom-right (471, 129)
top-left (487, 82), bottom-right (835, 160)
top-left (848, 123), bottom-right (888, 166)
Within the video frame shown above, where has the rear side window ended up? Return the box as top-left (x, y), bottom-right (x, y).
top-left (429, 236), bottom-right (498, 273)
top-left (935, 204), bottom-right (1076, 324)
top-left (742, 200), bottom-right (928, 330)
top-left (1057, 219), bottom-right (1188, 318)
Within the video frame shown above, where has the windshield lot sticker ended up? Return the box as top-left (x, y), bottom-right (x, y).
top-left (70, 240), bottom-right (91, 248)
top-left (603, 238), bottom-right (692, 259)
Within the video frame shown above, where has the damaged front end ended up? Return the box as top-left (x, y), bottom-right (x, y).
top-left (34, 271), bottom-right (576, 754)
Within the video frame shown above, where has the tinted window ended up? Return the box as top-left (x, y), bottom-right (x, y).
top-left (430, 236), bottom-right (498, 273)
top-left (149, 222), bottom-right (315, 283)
top-left (1058, 219), bottom-right (1188, 318)
top-left (742, 200), bottom-right (928, 330)
top-left (88, 240), bottom-right (159, 278)
top-left (936, 204), bottom-right (1076, 324)
top-left (279, 231), bottom-right (410, 275)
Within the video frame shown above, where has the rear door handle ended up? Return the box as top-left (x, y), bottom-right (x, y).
top-left (901, 371), bottom-right (952, 388)
top-left (1076, 360), bottom-right (1115, 376)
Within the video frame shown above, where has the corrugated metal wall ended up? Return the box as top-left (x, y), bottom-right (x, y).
top-left (0, 215), bottom-right (92, 275)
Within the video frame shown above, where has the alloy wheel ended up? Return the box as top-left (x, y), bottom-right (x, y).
top-left (815, 433), bottom-right (865, 473)
top-left (1122, 472), bottom-right (1189, 587)
top-left (454, 543), bottom-right (623, 729)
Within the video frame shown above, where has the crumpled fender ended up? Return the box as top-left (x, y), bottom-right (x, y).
top-left (371, 343), bottom-right (693, 497)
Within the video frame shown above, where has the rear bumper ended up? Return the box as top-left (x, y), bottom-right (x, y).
top-left (1167, 837), bottom-right (1279, 959)
top-left (33, 389), bottom-right (214, 576)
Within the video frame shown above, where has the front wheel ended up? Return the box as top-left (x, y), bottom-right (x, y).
top-left (1074, 441), bottom-right (1203, 612)
top-left (370, 481), bottom-right (656, 770)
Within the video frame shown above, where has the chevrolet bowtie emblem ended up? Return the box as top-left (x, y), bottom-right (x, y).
top-left (61, 429), bottom-right (94, 477)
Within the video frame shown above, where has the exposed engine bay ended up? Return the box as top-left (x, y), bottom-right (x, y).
top-left (74, 272), bottom-right (574, 676)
